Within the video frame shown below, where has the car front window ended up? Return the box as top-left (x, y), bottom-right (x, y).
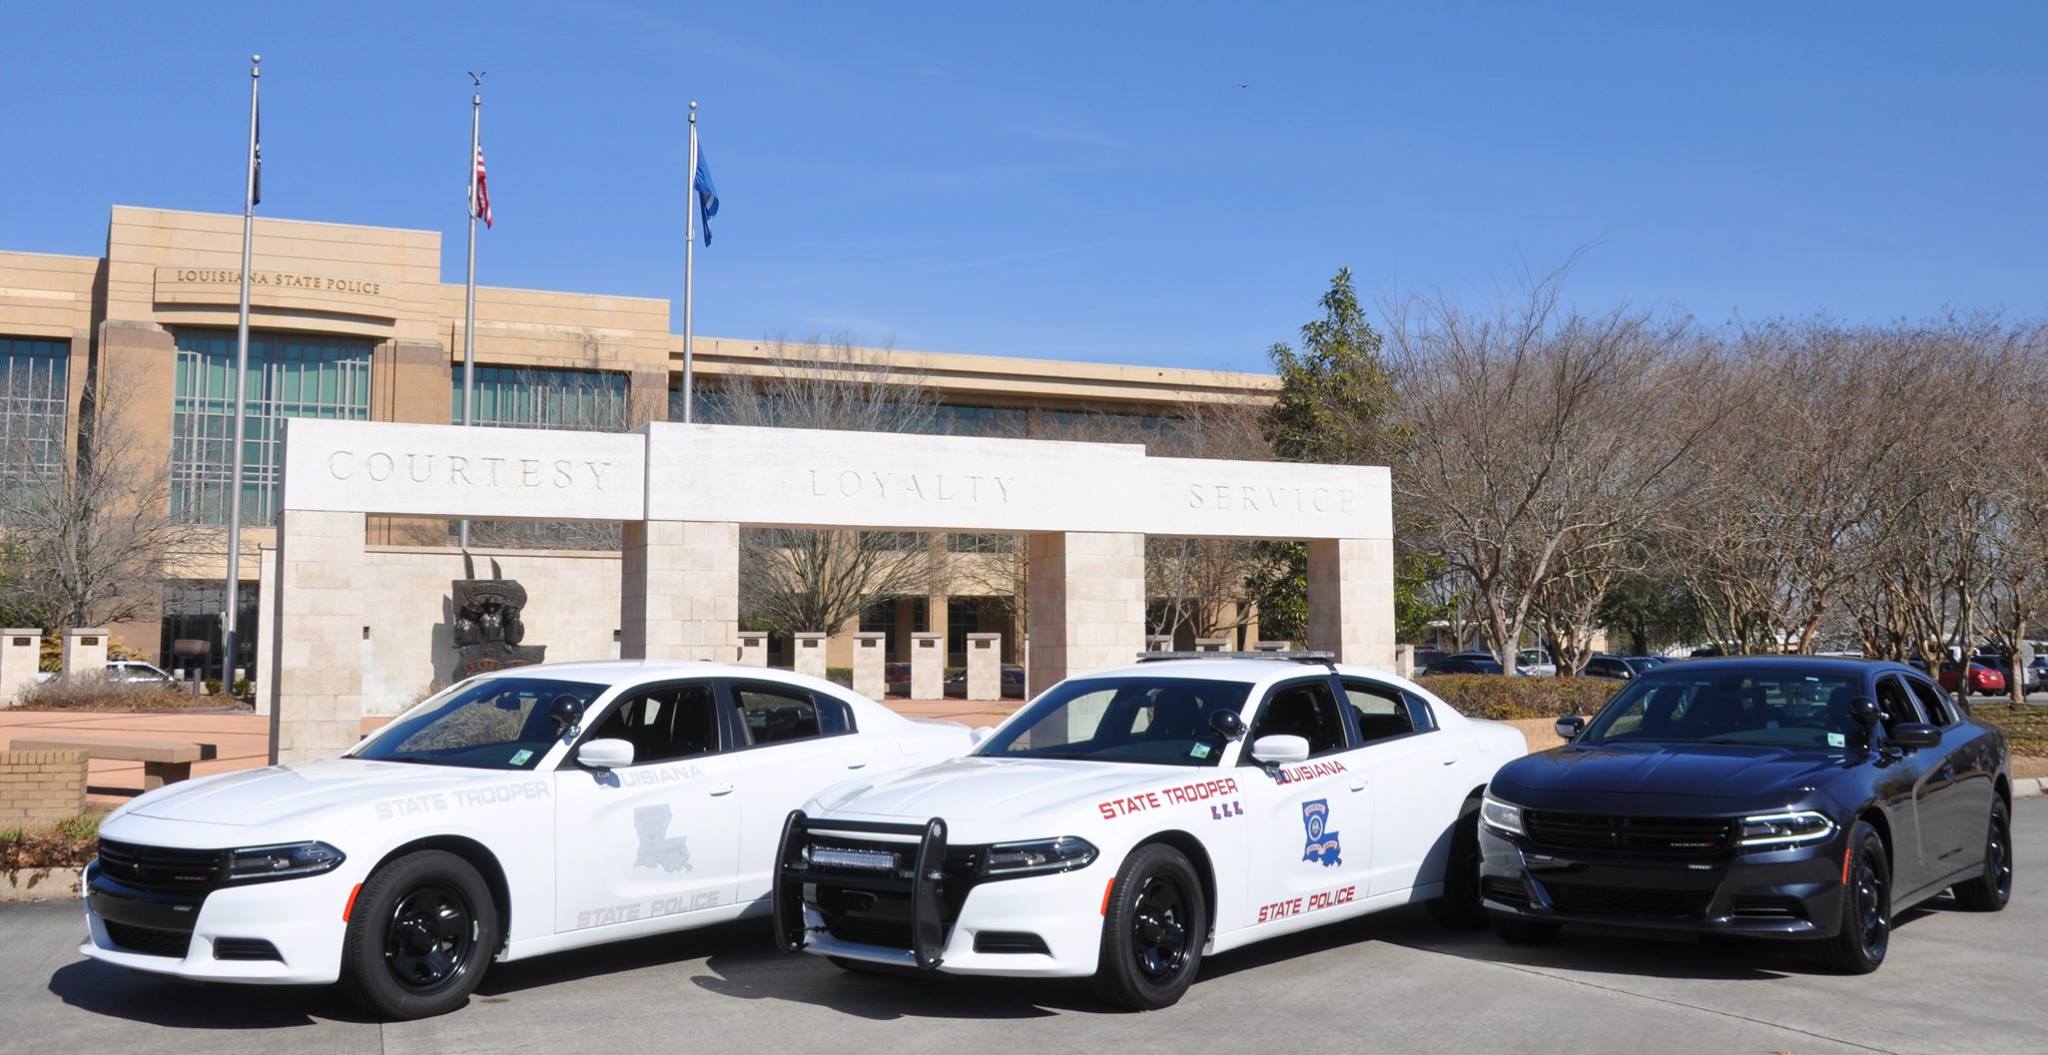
top-left (352, 676), bottom-right (608, 769)
top-left (977, 676), bottom-right (1251, 766)
top-left (1582, 670), bottom-right (1863, 749)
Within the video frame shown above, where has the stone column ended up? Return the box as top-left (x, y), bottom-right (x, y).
top-left (738, 631), bottom-right (769, 667)
top-left (1145, 634), bottom-right (1172, 653)
top-left (1395, 644), bottom-right (1416, 678)
top-left (620, 520), bottom-right (739, 661)
top-left (254, 548), bottom-right (278, 715)
top-left (1307, 537), bottom-right (1396, 670)
top-left (62, 629), bottom-right (109, 679)
top-left (793, 632), bottom-right (828, 678)
top-left (910, 632), bottom-right (943, 699)
top-left (1024, 532), bottom-right (1145, 697)
top-left (0, 630), bottom-right (41, 707)
top-left (1193, 637), bottom-right (1227, 653)
top-left (1255, 639), bottom-right (1292, 652)
top-left (270, 510), bottom-right (367, 764)
top-left (965, 633), bottom-right (1002, 700)
top-left (852, 632), bottom-right (886, 700)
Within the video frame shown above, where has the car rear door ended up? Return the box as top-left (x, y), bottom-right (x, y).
top-left (1338, 675), bottom-right (1470, 897)
top-left (718, 678), bottom-right (877, 909)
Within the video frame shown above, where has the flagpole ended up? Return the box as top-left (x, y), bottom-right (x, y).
top-left (459, 74), bottom-right (482, 549)
top-left (682, 100), bottom-right (697, 423)
top-left (221, 53), bottom-right (259, 692)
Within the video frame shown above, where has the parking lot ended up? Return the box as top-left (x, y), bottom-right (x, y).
top-left (0, 799), bottom-right (2035, 1055)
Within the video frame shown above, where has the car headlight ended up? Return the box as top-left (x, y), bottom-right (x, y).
top-left (1480, 793), bottom-right (1525, 837)
top-left (983, 836), bottom-right (1098, 877)
top-left (1737, 811), bottom-right (1835, 849)
top-left (225, 841), bottom-right (347, 882)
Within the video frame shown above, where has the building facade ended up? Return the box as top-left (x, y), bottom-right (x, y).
top-left (0, 206), bottom-right (1276, 688)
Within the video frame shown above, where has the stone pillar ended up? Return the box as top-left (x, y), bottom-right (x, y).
top-left (1145, 635), bottom-right (1173, 653)
top-left (793, 632), bottom-right (828, 678)
top-left (738, 631), bottom-right (769, 667)
top-left (0, 630), bottom-right (41, 707)
top-left (910, 632), bottom-right (943, 699)
top-left (1255, 639), bottom-right (1292, 652)
top-left (254, 548), bottom-right (278, 716)
top-left (1025, 532), bottom-right (1145, 697)
top-left (1307, 537), bottom-right (1396, 670)
top-left (1395, 644), bottom-right (1416, 678)
top-left (966, 632), bottom-right (1002, 700)
top-left (62, 629), bottom-right (108, 679)
top-left (1193, 637), bottom-right (1227, 653)
top-left (620, 520), bottom-right (739, 661)
top-left (270, 510), bottom-right (367, 764)
top-left (852, 632), bottom-right (886, 700)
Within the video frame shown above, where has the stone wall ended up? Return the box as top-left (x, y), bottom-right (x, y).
top-left (0, 750), bottom-right (88, 826)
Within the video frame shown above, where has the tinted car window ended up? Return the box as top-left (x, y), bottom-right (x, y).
top-left (583, 683), bottom-right (719, 765)
top-left (978, 676), bottom-right (1251, 766)
top-left (1584, 669), bottom-right (1862, 749)
top-left (1904, 677), bottom-right (1952, 726)
top-left (1250, 679), bottom-right (1348, 758)
top-left (734, 683), bottom-right (824, 745)
top-left (1341, 679), bottom-right (1419, 744)
top-left (1874, 675), bottom-right (1924, 730)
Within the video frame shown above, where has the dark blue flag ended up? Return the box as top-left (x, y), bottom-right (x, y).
top-left (694, 147), bottom-right (718, 245)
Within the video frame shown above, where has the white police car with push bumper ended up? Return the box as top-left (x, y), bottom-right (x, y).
top-left (772, 653), bottom-right (1526, 1009)
top-left (80, 660), bottom-right (969, 1019)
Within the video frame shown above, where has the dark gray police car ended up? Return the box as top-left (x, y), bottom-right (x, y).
top-left (1477, 657), bottom-right (2012, 972)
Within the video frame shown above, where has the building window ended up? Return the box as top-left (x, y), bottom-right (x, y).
top-left (171, 329), bottom-right (372, 526)
top-left (0, 337), bottom-right (68, 505)
top-left (454, 366), bottom-right (630, 431)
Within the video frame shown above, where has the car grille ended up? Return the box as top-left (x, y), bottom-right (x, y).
top-left (793, 833), bottom-right (982, 952)
top-left (1544, 882), bottom-right (1713, 918)
top-left (103, 920), bottom-right (194, 958)
top-left (96, 839), bottom-right (225, 891)
top-left (1522, 812), bottom-right (1736, 857)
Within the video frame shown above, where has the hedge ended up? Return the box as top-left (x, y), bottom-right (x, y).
top-left (1420, 675), bottom-right (1623, 721)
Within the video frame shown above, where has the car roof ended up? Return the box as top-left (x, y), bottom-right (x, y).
top-left (1067, 657), bottom-right (1389, 687)
top-left (468, 659), bottom-right (845, 692)
top-left (1642, 655), bottom-right (1916, 679)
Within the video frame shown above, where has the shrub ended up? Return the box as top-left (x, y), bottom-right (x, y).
top-left (15, 678), bottom-right (235, 713)
top-left (1421, 674), bottom-right (1623, 721)
top-left (0, 813), bottom-right (104, 871)
top-left (825, 667), bottom-right (854, 689)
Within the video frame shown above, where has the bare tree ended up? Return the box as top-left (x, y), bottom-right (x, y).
top-left (1, 382), bottom-right (204, 628)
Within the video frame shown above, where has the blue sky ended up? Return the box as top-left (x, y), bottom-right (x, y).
top-left (5, 3), bottom-right (2045, 372)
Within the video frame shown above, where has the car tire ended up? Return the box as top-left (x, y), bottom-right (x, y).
top-left (341, 850), bottom-right (499, 1020)
top-left (1950, 801), bottom-right (2012, 912)
top-left (1425, 804), bottom-right (1487, 930)
top-left (1488, 915), bottom-right (1562, 945)
top-left (1818, 820), bottom-right (1890, 974)
top-left (1091, 843), bottom-right (1206, 1011)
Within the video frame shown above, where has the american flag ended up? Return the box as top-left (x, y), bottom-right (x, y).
top-left (471, 145), bottom-right (492, 228)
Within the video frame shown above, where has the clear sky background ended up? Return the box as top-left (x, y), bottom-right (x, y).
top-left (5, 2), bottom-right (2044, 372)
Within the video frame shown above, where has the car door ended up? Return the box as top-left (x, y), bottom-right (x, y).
top-left (1232, 676), bottom-right (1368, 933)
top-left (1903, 675), bottom-right (1992, 873)
top-left (551, 680), bottom-right (745, 934)
top-left (1337, 676), bottom-right (1469, 896)
top-left (719, 678), bottom-right (876, 910)
top-left (1870, 673), bottom-right (1942, 892)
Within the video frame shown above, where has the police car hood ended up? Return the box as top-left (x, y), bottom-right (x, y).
top-left (117, 757), bottom-right (521, 828)
top-left (809, 755), bottom-right (1214, 830)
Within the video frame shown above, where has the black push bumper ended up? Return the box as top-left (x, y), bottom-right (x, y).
top-left (773, 810), bottom-right (954, 969)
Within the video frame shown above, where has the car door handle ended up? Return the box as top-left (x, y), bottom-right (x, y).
top-left (708, 784), bottom-right (735, 797)
top-left (1349, 780), bottom-right (1368, 792)
top-left (846, 762), bottom-right (868, 770)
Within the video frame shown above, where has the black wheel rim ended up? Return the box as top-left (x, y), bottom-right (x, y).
top-left (1129, 873), bottom-right (1191, 983)
top-left (1990, 813), bottom-right (2012, 901)
top-left (1853, 839), bottom-right (1889, 962)
top-left (385, 883), bottom-right (476, 994)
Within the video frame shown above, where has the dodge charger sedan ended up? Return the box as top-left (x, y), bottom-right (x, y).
top-left (81, 661), bottom-right (970, 1018)
top-left (1478, 657), bottom-right (2013, 972)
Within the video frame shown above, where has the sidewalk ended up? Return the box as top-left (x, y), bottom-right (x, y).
top-left (0, 696), bottom-right (1019, 806)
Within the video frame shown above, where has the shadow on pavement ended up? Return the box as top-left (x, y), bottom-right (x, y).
top-left (47, 960), bottom-right (371, 1027)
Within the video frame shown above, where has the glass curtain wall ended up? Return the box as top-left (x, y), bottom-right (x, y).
top-left (0, 337), bottom-right (68, 516)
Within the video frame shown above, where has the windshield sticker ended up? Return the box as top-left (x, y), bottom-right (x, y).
top-left (1097, 776), bottom-right (1241, 820)
top-left (1301, 799), bottom-right (1342, 867)
top-left (509, 748), bottom-right (534, 766)
top-left (1209, 800), bottom-right (1243, 820)
top-left (1189, 743), bottom-right (1212, 760)
top-left (1257, 883), bottom-right (1357, 923)
top-left (632, 804), bottom-right (694, 872)
top-left (1828, 732), bottom-right (1847, 748)
top-left (1268, 759), bottom-right (1347, 784)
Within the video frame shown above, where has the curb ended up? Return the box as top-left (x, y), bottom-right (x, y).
top-left (2017, 777), bottom-right (2046, 799)
top-left (0, 866), bottom-right (83, 902)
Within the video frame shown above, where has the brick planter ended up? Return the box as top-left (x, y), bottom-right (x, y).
top-left (0, 749), bottom-right (88, 826)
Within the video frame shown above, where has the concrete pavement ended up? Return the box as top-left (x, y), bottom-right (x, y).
top-left (0, 800), bottom-right (2038, 1054)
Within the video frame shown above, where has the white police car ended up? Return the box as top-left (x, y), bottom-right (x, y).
top-left (81, 661), bottom-right (969, 1018)
top-left (773, 654), bottom-right (1526, 1009)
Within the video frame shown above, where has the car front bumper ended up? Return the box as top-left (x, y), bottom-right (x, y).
top-left (78, 861), bottom-right (355, 984)
top-left (1478, 824), bottom-right (1849, 939)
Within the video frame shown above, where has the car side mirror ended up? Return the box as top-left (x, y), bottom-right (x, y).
top-left (1250, 734), bottom-right (1310, 765)
top-left (1208, 709), bottom-right (1248, 742)
top-left (1888, 723), bottom-right (1941, 750)
top-left (1554, 716), bottom-right (1587, 742)
top-left (1849, 698), bottom-right (1882, 728)
top-left (577, 738), bottom-right (634, 771)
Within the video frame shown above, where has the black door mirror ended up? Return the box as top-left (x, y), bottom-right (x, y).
top-left (1208, 708), bottom-right (1247, 742)
top-left (1554, 715), bottom-right (1587, 741)
top-left (1849, 698), bottom-right (1882, 728)
top-left (1888, 722), bottom-right (1941, 750)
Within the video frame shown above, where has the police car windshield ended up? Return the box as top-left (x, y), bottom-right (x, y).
top-left (353, 676), bottom-right (607, 770)
top-left (1581, 670), bottom-right (1863, 749)
top-left (976, 677), bottom-right (1251, 767)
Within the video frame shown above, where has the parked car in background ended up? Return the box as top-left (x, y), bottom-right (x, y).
top-left (1515, 649), bottom-right (1557, 677)
top-left (1419, 652), bottom-right (1504, 676)
top-left (1481, 656), bottom-right (2013, 974)
top-left (81, 661), bottom-right (972, 1019)
top-left (1938, 661), bottom-right (2006, 698)
top-left (2029, 655), bottom-right (2048, 693)
top-left (943, 663), bottom-right (1027, 699)
top-left (105, 660), bottom-right (174, 684)
top-left (1580, 655), bottom-right (1655, 680)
